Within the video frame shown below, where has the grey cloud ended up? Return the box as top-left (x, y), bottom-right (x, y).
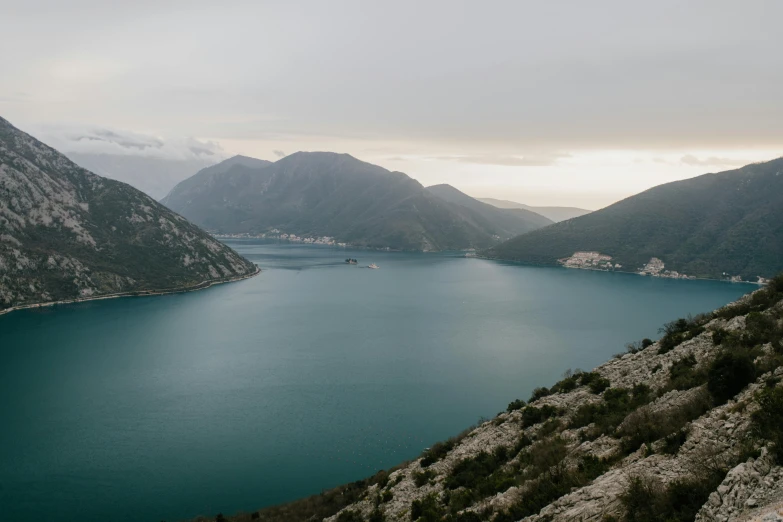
top-left (2, 1), bottom-right (782, 151)
top-left (273, 150), bottom-right (286, 158)
top-left (29, 124), bottom-right (225, 161)
top-left (680, 155), bottom-right (748, 168)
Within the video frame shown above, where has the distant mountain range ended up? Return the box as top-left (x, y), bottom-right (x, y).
top-left (0, 117), bottom-right (257, 313)
top-left (487, 158), bottom-right (783, 280)
top-left (67, 153), bottom-right (219, 200)
top-left (477, 198), bottom-right (592, 222)
top-left (162, 153), bottom-right (553, 251)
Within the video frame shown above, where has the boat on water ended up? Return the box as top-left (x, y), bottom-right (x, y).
top-left (368, 263), bottom-right (379, 269)
top-left (345, 258), bottom-right (358, 265)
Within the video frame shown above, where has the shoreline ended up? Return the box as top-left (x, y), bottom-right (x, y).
top-left (478, 255), bottom-right (765, 285)
top-left (0, 265), bottom-right (261, 318)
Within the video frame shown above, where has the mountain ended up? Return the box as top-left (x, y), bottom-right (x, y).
top-left (162, 152), bottom-right (552, 251)
top-left (196, 278), bottom-right (783, 522)
top-left (478, 197), bottom-right (592, 222)
top-left (0, 116), bottom-right (258, 313)
top-left (159, 154), bottom-right (272, 207)
top-left (486, 158), bottom-right (783, 280)
top-left (426, 184), bottom-right (553, 236)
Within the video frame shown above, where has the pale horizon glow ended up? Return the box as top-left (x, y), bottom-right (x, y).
top-left (2, 0), bottom-right (782, 208)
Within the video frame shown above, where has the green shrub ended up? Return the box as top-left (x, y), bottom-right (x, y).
top-left (590, 377), bottom-right (611, 394)
top-left (336, 510), bottom-right (363, 522)
top-left (410, 493), bottom-right (444, 522)
top-left (620, 473), bottom-right (724, 522)
top-left (446, 446), bottom-right (511, 491)
top-left (641, 338), bottom-right (654, 349)
top-left (752, 385), bottom-right (783, 463)
top-left (579, 372), bottom-right (611, 394)
top-left (529, 386), bottom-right (552, 402)
top-left (495, 455), bottom-right (609, 521)
top-left (506, 399), bottom-right (525, 412)
top-left (511, 434), bottom-right (533, 455)
top-left (551, 372), bottom-right (580, 393)
top-left (420, 440), bottom-right (455, 467)
top-left (570, 385), bottom-right (654, 439)
top-left (413, 470), bottom-right (435, 487)
top-left (368, 507), bottom-right (385, 522)
top-left (619, 387), bottom-right (710, 453)
top-left (381, 490), bottom-right (393, 503)
top-left (657, 316), bottom-right (706, 355)
top-left (521, 404), bottom-right (559, 426)
top-left (667, 354), bottom-right (707, 391)
top-left (712, 328), bottom-right (730, 345)
top-left (707, 351), bottom-right (757, 404)
top-left (445, 488), bottom-right (475, 513)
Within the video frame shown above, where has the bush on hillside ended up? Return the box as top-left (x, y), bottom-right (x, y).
top-left (667, 354), bottom-right (707, 391)
top-left (620, 473), bottom-right (722, 522)
top-left (521, 404), bottom-right (560, 426)
top-left (410, 493), bottom-right (444, 522)
top-left (752, 385), bottom-right (783, 464)
top-left (618, 387), bottom-right (711, 453)
top-left (506, 399), bottom-right (526, 412)
top-left (579, 371), bottom-right (611, 394)
top-left (707, 351), bottom-right (756, 404)
top-left (336, 510), bottom-right (363, 522)
top-left (529, 386), bottom-right (552, 402)
top-left (658, 316), bottom-right (706, 355)
top-left (413, 470), bottom-right (435, 487)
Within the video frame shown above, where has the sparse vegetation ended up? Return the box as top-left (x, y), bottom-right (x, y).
top-left (620, 473), bottom-right (722, 522)
top-left (752, 385), bottom-right (783, 463)
top-left (707, 351), bottom-right (756, 404)
top-left (529, 386), bottom-right (552, 402)
top-left (657, 316), bottom-right (706, 355)
top-left (413, 470), bottom-right (436, 487)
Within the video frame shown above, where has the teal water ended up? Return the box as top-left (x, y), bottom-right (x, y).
top-left (0, 241), bottom-right (754, 522)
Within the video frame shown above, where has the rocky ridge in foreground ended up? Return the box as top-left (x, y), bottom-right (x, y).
top-left (210, 277), bottom-right (783, 522)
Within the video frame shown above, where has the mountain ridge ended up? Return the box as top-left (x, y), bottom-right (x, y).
top-left (0, 116), bottom-right (258, 313)
top-left (162, 153), bottom-right (551, 251)
top-left (485, 158), bottom-right (783, 281)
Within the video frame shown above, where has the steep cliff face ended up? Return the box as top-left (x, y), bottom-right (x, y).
top-left (0, 116), bottom-right (258, 312)
top-left (220, 279), bottom-right (783, 522)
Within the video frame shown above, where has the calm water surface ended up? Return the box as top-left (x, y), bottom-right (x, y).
top-left (0, 241), bottom-right (755, 522)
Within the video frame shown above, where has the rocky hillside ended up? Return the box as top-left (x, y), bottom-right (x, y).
top-left (162, 153), bottom-right (551, 251)
top-left (207, 277), bottom-right (783, 522)
top-left (0, 116), bottom-right (258, 313)
top-left (486, 158), bottom-right (783, 281)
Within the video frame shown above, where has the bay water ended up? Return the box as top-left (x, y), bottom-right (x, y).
top-left (0, 241), bottom-right (754, 522)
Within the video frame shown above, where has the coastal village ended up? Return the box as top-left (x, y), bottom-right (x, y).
top-left (557, 251), bottom-right (758, 282)
top-left (213, 230), bottom-right (348, 247)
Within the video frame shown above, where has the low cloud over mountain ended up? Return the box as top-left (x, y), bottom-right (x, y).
top-left (28, 124), bottom-right (225, 199)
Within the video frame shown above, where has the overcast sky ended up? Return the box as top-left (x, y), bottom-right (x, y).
top-left (2, 0), bottom-right (782, 208)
